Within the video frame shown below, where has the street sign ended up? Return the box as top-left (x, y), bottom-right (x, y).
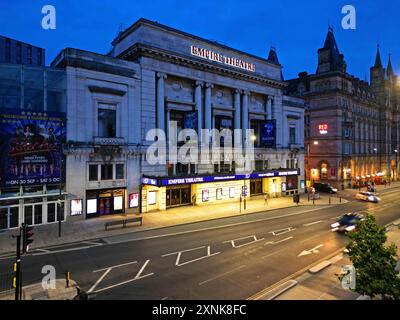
top-left (241, 186), bottom-right (248, 197)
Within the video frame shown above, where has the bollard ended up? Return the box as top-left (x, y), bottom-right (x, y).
top-left (66, 271), bottom-right (70, 288)
top-left (329, 196), bottom-right (331, 205)
top-left (340, 197), bottom-right (342, 203)
top-left (313, 197), bottom-right (315, 205)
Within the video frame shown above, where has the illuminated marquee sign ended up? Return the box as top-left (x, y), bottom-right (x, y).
top-left (191, 45), bottom-right (256, 72)
top-left (319, 124), bottom-right (328, 135)
top-left (142, 169), bottom-right (300, 187)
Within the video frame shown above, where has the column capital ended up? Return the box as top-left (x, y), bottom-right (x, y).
top-left (205, 82), bottom-right (214, 89)
top-left (157, 72), bottom-right (168, 80)
top-left (243, 90), bottom-right (250, 96)
top-left (233, 89), bottom-right (242, 95)
top-left (195, 80), bottom-right (204, 87)
top-left (267, 95), bottom-right (274, 102)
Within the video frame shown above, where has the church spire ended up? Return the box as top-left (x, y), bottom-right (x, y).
top-left (387, 53), bottom-right (394, 80)
top-left (374, 45), bottom-right (382, 68)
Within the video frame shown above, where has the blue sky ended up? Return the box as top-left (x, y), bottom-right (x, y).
top-left (1, 0), bottom-right (399, 79)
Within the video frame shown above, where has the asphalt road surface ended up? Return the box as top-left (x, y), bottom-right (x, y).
top-left (1, 187), bottom-right (400, 300)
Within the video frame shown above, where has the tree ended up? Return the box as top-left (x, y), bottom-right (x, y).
top-left (343, 214), bottom-right (400, 300)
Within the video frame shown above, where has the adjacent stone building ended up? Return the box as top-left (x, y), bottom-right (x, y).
top-left (287, 27), bottom-right (399, 188)
top-left (0, 35), bottom-right (45, 66)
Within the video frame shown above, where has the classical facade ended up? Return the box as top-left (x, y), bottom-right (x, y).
top-left (287, 28), bottom-right (399, 188)
top-left (51, 18), bottom-right (305, 219)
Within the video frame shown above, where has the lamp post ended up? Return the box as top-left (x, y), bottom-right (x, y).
top-left (394, 149), bottom-right (398, 181)
top-left (57, 146), bottom-right (65, 237)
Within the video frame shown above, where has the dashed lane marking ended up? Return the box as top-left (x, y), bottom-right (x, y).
top-left (198, 265), bottom-right (246, 286)
top-left (265, 236), bottom-right (294, 246)
top-left (303, 221), bottom-right (324, 227)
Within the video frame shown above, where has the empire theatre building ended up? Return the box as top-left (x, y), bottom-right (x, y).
top-left (52, 18), bottom-right (305, 219)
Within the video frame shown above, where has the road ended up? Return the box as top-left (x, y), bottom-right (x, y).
top-left (1, 187), bottom-right (400, 300)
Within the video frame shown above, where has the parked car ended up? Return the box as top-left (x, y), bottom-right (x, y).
top-left (331, 212), bottom-right (366, 233)
top-left (355, 191), bottom-right (381, 203)
top-left (313, 183), bottom-right (338, 194)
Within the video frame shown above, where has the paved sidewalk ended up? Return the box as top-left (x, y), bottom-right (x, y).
top-left (275, 221), bottom-right (400, 300)
top-left (0, 194), bottom-right (346, 255)
top-left (0, 279), bottom-right (78, 300)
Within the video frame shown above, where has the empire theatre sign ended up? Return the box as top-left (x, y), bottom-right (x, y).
top-left (190, 45), bottom-right (256, 72)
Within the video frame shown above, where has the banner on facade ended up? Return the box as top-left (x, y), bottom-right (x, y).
top-left (184, 111), bottom-right (198, 131)
top-left (261, 119), bottom-right (276, 148)
top-left (0, 109), bottom-right (66, 187)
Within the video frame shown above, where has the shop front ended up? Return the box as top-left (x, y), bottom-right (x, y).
top-left (85, 188), bottom-right (126, 218)
top-left (0, 192), bottom-right (66, 230)
top-left (141, 169), bottom-right (301, 212)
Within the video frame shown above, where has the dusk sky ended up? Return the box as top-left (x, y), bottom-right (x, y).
top-left (1, 0), bottom-right (399, 80)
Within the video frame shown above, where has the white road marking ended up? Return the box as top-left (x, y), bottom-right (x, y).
top-left (269, 227), bottom-right (296, 236)
top-left (298, 244), bottom-right (324, 257)
top-left (161, 297), bottom-right (169, 300)
top-left (104, 207), bottom-right (324, 245)
top-left (162, 246), bottom-right (220, 267)
top-left (88, 268), bottom-right (111, 293)
top-left (93, 259), bottom-right (154, 293)
top-left (199, 265), bottom-right (246, 286)
top-left (264, 236), bottom-right (294, 246)
top-left (32, 246), bottom-right (94, 256)
top-left (303, 221), bottom-right (323, 227)
top-left (94, 260), bottom-right (138, 273)
top-left (330, 216), bottom-right (343, 220)
top-left (223, 235), bottom-right (265, 249)
top-left (82, 241), bottom-right (103, 246)
top-left (35, 249), bottom-right (51, 253)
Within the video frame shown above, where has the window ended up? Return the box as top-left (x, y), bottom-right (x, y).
top-left (98, 108), bottom-right (116, 138)
top-left (16, 42), bottom-right (22, 64)
top-left (289, 126), bottom-right (296, 145)
top-left (215, 116), bottom-right (233, 146)
top-left (250, 120), bottom-right (264, 147)
top-left (27, 45), bottom-right (32, 65)
top-left (5, 38), bottom-right (11, 62)
top-left (101, 164), bottom-right (113, 180)
top-left (255, 160), bottom-right (264, 171)
top-left (170, 111), bottom-right (185, 144)
top-left (89, 164), bottom-right (98, 181)
top-left (344, 143), bottom-right (352, 155)
top-left (23, 68), bottom-right (44, 111)
top-left (116, 164), bottom-right (124, 180)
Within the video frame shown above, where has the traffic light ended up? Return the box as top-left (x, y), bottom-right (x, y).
top-left (22, 223), bottom-right (34, 253)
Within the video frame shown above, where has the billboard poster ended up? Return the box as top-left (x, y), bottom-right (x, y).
top-left (129, 193), bottom-right (139, 208)
top-left (71, 199), bottom-right (83, 216)
top-left (261, 120), bottom-right (276, 148)
top-left (184, 111), bottom-right (198, 132)
top-left (0, 110), bottom-right (66, 187)
top-left (202, 189), bottom-right (209, 202)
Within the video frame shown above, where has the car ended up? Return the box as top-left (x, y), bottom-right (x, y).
top-left (355, 191), bottom-right (381, 203)
top-left (313, 183), bottom-right (338, 194)
top-left (331, 212), bottom-right (366, 233)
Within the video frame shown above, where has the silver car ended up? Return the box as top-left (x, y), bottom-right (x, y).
top-left (355, 191), bottom-right (381, 203)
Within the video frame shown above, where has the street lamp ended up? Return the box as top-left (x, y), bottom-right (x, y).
top-left (394, 149), bottom-right (398, 181)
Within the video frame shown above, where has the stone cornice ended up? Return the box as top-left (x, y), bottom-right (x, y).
top-left (119, 43), bottom-right (287, 89)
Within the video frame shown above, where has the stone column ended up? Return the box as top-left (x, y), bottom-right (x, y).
top-left (194, 81), bottom-right (203, 143)
top-left (234, 89), bottom-right (241, 148)
top-left (205, 83), bottom-right (213, 132)
top-left (266, 96), bottom-right (273, 120)
top-left (242, 91), bottom-right (249, 145)
top-left (156, 72), bottom-right (167, 133)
